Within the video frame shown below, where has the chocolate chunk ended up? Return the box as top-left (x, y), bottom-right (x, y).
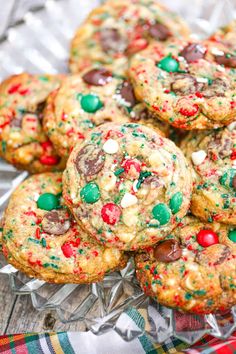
top-left (100, 28), bottom-right (127, 53)
top-left (171, 74), bottom-right (200, 95)
top-left (10, 116), bottom-right (23, 128)
top-left (120, 81), bottom-right (137, 107)
top-left (196, 244), bottom-right (230, 266)
top-left (82, 68), bottom-right (112, 86)
top-left (214, 54), bottom-right (236, 68)
top-left (130, 104), bottom-right (149, 121)
top-left (232, 176), bottom-right (236, 190)
top-left (202, 78), bottom-right (228, 98)
top-left (42, 209), bottom-right (71, 235)
top-left (76, 144), bottom-right (105, 176)
top-left (143, 175), bottom-right (161, 187)
top-left (208, 131), bottom-right (233, 159)
top-left (149, 22), bottom-right (171, 41)
top-left (153, 239), bottom-right (182, 263)
top-left (179, 43), bottom-right (206, 62)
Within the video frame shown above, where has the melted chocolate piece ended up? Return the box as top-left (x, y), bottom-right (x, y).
top-left (202, 78), bottom-right (228, 98)
top-left (196, 244), bottom-right (230, 266)
top-left (214, 54), bottom-right (236, 68)
top-left (179, 43), bottom-right (206, 62)
top-left (143, 175), bottom-right (161, 187)
top-left (100, 28), bottom-right (127, 53)
top-left (232, 175), bottom-right (236, 190)
top-left (120, 81), bottom-right (137, 107)
top-left (153, 239), bottom-right (182, 263)
top-left (149, 23), bottom-right (171, 41)
top-left (171, 74), bottom-right (200, 95)
top-left (76, 144), bottom-right (105, 176)
top-left (208, 131), bottom-right (233, 159)
top-left (42, 209), bottom-right (71, 235)
top-left (82, 68), bottom-right (112, 86)
top-left (10, 116), bottom-right (23, 128)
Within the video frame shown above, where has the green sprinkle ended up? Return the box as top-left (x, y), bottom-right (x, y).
top-left (194, 289), bottom-right (206, 296)
top-left (136, 171), bottom-right (152, 189)
top-left (185, 292), bottom-right (193, 300)
top-left (114, 168), bottom-right (125, 176)
top-left (1, 141), bottom-right (6, 153)
top-left (41, 238), bottom-right (47, 248)
top-left (28, 237), bottom-right (40, 245)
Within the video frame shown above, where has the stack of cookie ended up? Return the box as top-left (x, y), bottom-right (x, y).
top-left (0, 0), bottom-right (235, 315)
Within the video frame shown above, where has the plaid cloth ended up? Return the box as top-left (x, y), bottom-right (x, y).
top-left (0, 331), bottom-right (236, 354)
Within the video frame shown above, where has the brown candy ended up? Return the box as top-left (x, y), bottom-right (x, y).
top-left (100, 28), bottom-right (127, 53)
top-left (42, 209), bottom-right (71, 235)
top-left (120, 81), bottom-right (137, 107)
top-left (149, 23), bottom-right (171, 41)
top-left (153, 239), bottom-right (182, 263)
top-left (196, 244), bottom-right (231, 266)
top-left (202, 78), bottom-right (228, 98)
top-left (179, 43), bottom-right (206, 62)
top-left (232, 176), bottom-right (236, 190)
top-left (171, 74), bottom-right (200, 95)
top-left (208, 131), bottom-right (232, 159)
top-left (214, 54), bottom-right (236, 68)
top-left (76, 144), bottom-right (105, 176)
top-left (82, 68), bottom-right (112, 86)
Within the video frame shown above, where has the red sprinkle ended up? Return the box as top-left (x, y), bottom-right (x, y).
top-left (123, 159), bottom-right (141, 174)
top-left (35, 227), bottom-right (41, 240)
top-left (8, 83), bottom-right (21, 94)
top-left (41, 141), bottom-right (53, 150)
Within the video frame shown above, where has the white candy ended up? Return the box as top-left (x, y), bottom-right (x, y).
top-left (210, 47), bottom-right (224, 56)
top-left (227, 121), bottom-right (236, 131)
top-left (121, 193), bottom-right (138, 208)
top-left (191, 150), bottom-right (207, 166)
top-left (103, 139), bottom-right (119, 154)
top-left (196, 77), bottom-right (208, 83)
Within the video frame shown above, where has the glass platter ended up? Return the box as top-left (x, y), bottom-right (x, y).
top-left (0, 0), bottom-right (236, 344)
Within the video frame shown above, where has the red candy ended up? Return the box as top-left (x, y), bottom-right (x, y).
top-left (101, 203), bottom-right (121, 225)
top-left (196, 229), bottom-right (219, 247)
top-left (61, 242), bottom-right (74, 258)
top-left (123, 159), bottom-right (141, 174)
top-left (39, 155), bottom-right (59, 165)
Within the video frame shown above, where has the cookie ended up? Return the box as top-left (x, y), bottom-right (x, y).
top-left (63, 123), bottom-right (192, 250)
top-left (0, 73), bottom-right (65, 173)
top-left (43, 70), bottom-right (168, 157)
top-left (69, 0), bottom-right (190, 76)
top-left (2, 173), bottom-right (127, 283)
top-left (181, 125), bottom-right (236, 224)
top-left (135, 216), bottom-right (236, 314)
top-left (128, 39), bottom-right (236, 130)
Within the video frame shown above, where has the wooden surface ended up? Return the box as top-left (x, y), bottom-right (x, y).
top-left (0, 275), bottom-right (87, 334)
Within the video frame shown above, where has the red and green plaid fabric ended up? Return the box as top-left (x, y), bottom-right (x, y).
top-left (0, 331), bottom-right (236, 354)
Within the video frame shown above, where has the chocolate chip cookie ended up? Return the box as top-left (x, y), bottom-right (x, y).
top-left (0, 73), bottom-right (65, 173)
top-left (181, 125), bottom-right (236, 224)
top-left (2, 173), bottom-right (127, 283)
top-left (63, 123), bottom-right (192, 250)
top-left (135, 216), bottom-right (236, 314)
top-left (43, 70), bottom-right (168, 157)
top-left (129, 39), bottom-right (236, 130)
top-left (69, 0), bottom-right (190, 76)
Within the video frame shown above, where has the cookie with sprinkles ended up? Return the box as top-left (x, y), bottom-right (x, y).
top-left (63, 123), bottom-right (192, 250)
top-left (0, 73), bottom-right (65, 173)
top-left (128, 38), bottom-right (236, 130)
top-left (2, 173), bottom-right (127, 283)
top-left (135, 216), bottom-right (236, 314)
top-left (69, 0), bottom-right (190, 76)
top-left (181, 125), bottom-right (236, 224)
top-left (43, 71), bottom-right (168, 157)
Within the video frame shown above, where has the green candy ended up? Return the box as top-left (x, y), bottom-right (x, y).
top-left (152, 203), bottom-right (171, 225)
top-left (228, 229), bottom-right (236, 243)
top-left (80, 94), bottom-right (103, 113)
top-left (158, 56), bottom-right (179, 73)
top-left (219, 169), bottom-right (236, 189)
top-left (80, 182), bottom-right (100, 204)
top-left (169, 192), bottom-right (183, 214)
top-left (37, 193), bottom-right (59, 211)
